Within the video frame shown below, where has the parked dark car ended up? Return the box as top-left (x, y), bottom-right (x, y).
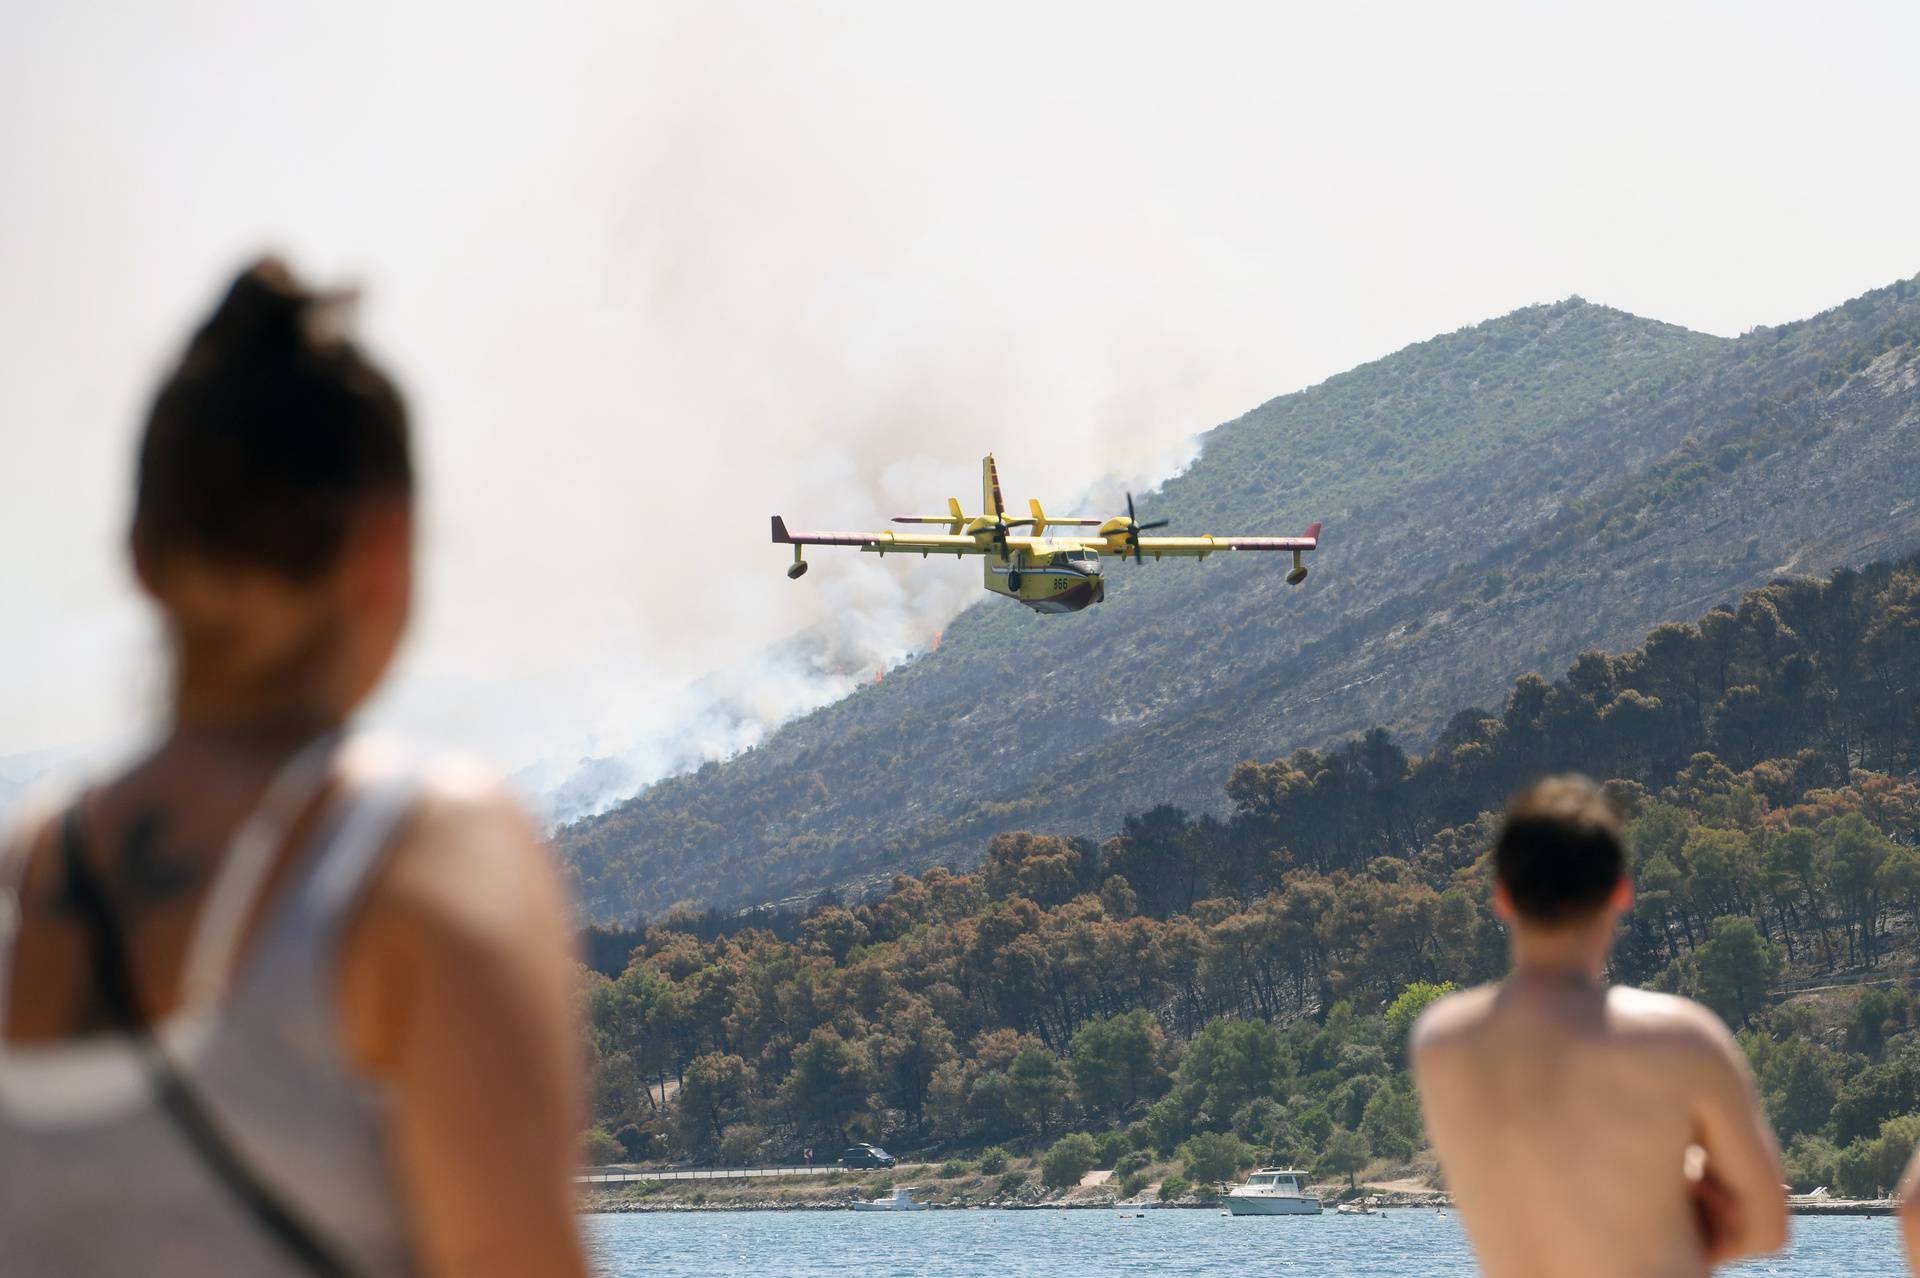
top-left (839, 1144), bottom-right (896, 1169)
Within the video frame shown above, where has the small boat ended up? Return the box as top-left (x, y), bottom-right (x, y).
top-left (1221, 1168), bottom-right (1322, 1216)
top-left (850, 1187), bottom-right (928, 1212)
top-left (1335, 1202), bottom-right (1375, 1215)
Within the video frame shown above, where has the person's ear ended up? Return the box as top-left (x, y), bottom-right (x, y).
top-left (1609, 875), bottom-right (1635, 915)
top-left (1491, 879), bottom-right (1518, 924)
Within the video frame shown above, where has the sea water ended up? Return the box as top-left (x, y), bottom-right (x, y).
top-left (585, 1208), bottom-right (1900, 1277)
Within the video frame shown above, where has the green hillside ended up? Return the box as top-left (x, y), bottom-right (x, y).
top-left (578, 559), bottom-right (1920, 1190)
top-left (561, 278), bottom-right (1920, 920)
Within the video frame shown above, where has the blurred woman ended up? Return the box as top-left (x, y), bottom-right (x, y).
top-left (0, 260), bottom-right (588, 1277)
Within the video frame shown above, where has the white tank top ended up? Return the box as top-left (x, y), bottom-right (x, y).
top-left (0, 736), bottom-right (426, 1277)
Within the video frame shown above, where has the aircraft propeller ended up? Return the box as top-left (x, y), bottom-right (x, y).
top-left (973, 517), bottom-right (1036, 554)
top-left (1119, 492), bottom-right (1170, 564)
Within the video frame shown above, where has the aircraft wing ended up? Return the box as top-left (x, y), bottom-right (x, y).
top-left (771, 516), bottom-right (986, 555)
top-left (1130, 521), bottom-right (1322, 558)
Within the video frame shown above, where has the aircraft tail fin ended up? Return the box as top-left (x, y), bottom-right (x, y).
top-left (982, 454), bottom-right (1004, 520)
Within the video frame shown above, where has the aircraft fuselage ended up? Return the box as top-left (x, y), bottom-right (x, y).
top-left (986, 543), bottom-right (1106, 612)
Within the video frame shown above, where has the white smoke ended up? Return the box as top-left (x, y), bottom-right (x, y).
top-left (527, 553), bottom-right (974, 825)
top-left (32, 2), bottom-right (1918, 804)
top-left (526, 432), bottom-right (1201, 825)
top-left (437, 5), bottom-right (1257, 822)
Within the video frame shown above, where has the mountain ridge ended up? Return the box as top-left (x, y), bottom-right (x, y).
top-left (560, 278), bottom-right (1920, 919)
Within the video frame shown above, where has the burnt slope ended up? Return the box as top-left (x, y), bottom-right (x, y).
top-left (562, 279), bottom-right (1920, 919)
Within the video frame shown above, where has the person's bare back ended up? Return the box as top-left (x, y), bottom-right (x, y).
top-left (1416, 979), bottom-right (1784, 1278)
top-left (1411, 776), bottom-right (1786, 1278)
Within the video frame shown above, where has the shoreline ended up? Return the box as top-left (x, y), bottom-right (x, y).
top-left (583, 1202), bottom-right (1899, 1216)
top-left (1788, 1200), bottom-right (1899, 1217)
top-left (577, 1174), bottom-right (1440, 1215)
top-left (580, 1183), bottom-right (1900, 1217)
top-left (583, 1201), bottom-right (1900, 1216)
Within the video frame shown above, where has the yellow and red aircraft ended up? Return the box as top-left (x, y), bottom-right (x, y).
top-left (772, 455), bottom-right (1322, 614)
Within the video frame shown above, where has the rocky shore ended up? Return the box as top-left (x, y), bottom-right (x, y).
top-left (1790, 1198), bottom-right (1898, 1216)
top-left (578, 1167), bottom-right (1447, 1215)
top-left (580, 1174), bottom-right (1897, 1217)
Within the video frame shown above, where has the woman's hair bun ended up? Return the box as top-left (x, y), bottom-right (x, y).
top-left (186, 256), bottom-right (355, 368)
top-left (134, 256), bottom-right (410, 580)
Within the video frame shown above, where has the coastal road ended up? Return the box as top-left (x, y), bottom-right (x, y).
top-left (577, 1164), bottom-right (920, 1185)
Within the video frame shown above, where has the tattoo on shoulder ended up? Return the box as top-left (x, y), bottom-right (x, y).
top-left (42, 808), bottom-right (209, 917)
top-left (45, 807), bottom-right (212, 1033)
top-left (115, 810), bottom-right (206, 905)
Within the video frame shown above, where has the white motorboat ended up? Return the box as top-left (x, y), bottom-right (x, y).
top-left (1222, 1168), bottom-right (1322, 1216)
top-left (850, 1187), bottom-right (928, 1211)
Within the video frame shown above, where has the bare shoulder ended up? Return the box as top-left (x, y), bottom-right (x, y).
top-left (336, 750), bottom-right (575, 1074)
top-left (348, 751), bottom-right (568, 957)
top-left (1607, 986), bottom-right (1744, 1062)
top-left (1410, 983), bottom-right (1500, 1057)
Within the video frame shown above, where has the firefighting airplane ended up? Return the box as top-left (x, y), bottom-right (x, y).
top-left (772, 455), bottom-right (1322, 614)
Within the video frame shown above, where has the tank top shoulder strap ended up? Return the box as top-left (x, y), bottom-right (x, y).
top-left (302, 739), bottom-right (429, 931)
top-left (230, 739), bottom-right (430, 1040)
top-left (181, 733), bottom-right (345, 1008)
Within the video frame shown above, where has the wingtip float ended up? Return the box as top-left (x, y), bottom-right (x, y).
top-left (771, 454), bottom-right (1323, 614)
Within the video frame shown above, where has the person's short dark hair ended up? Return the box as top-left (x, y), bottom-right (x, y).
top-left (133, 257), bottom-right (412, 581)
top-left (1493, 774), bottom-right (1626, 925)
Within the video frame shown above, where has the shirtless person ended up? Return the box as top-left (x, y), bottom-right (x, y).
top-left (1412, 776), bottom-right (1787, 1278)
top-left (1897, 1145), bottom-right (1920, 1273)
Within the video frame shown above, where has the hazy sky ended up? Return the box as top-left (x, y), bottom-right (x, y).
top-left (5, 2), bottom-right (1917, 801)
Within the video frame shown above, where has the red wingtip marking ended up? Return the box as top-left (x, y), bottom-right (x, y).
top-left (1304, 521), bottom-right (1323, 543)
